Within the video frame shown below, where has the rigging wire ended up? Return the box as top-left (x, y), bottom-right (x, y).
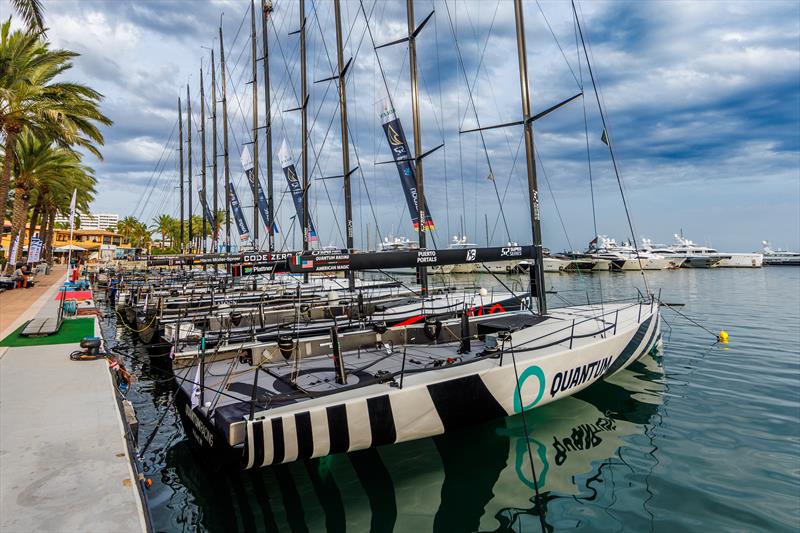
top-left (572, 0), bottom-right (650, 294)
top-left (443, 0), bottom-right (511, 244)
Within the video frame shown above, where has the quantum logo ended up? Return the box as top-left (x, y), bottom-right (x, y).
top-left (514, 365), bottom-right (546, 413)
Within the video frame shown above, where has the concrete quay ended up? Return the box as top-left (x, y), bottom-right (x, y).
top-left (0, 274), bottom-right (148, 532)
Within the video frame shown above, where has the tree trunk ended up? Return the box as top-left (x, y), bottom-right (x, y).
top-left (39, 207), bottom-right (51, 262)
top-left (28, 196), bottom-right (42, 246)
top-left (43, 209), bottom-right (56, 264)
top-left (0, 129), bottom-right (18, 227)
top-left (9, 188), bottom-right (30, 267)
top-left (6, 186), bottom-right (30, 272)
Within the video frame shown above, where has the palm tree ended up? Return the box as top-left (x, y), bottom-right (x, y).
top-left (9, 0), bottom-right (45, 34)
top-left (151, 214), bottom-right (177, 250)
top-left (4, 130), bottom-right (94, 268)
top-left (0, 20), bottom-right (112, 220)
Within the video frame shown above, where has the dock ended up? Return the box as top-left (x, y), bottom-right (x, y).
top-left (0, 268), bottom-right (148, 532)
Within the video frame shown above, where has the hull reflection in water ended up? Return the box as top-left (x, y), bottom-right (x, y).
top-left (165, 351), bottom-right (664, 531)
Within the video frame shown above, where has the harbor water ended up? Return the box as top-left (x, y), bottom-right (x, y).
top-left (103, 267), bottom-right (800, 532)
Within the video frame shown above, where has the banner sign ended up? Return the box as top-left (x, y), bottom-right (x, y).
top-left (288, 245), bottom-right (533, 273)
top-left (145, 250), bottom-right (312, 268)
top-left (229, 183), bottom-right (250, 242)
top-left (27, 237), bottom-right (43, 263)
top-left (380, 105), bottom-right (435, 232)
top-left (279, 139), bottom-right (317, 242)
top-left (241, 148), bottom-right (278, 234)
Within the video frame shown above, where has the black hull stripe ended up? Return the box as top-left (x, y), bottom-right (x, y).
top-left (295, 412), bottom-right (314, 459)
top-left (367, 395), bottom-right (397, 446)
top-left (271, 418), bottom-right (285, 464)
top-left (252, 420), bottom-right (265, 468)
top-left (428, 374), bottom-right (507, 432)
top-left (326, 404), bottom-right (350, 454)
top-left (604, 316), bottom-right (652, 377)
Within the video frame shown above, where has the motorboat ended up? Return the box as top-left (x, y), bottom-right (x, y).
top-left (760, 241), bottom-right (799, 266)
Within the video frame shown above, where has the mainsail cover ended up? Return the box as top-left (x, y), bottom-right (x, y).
top-left (229, 182), bottom-right (250, 242)
top-left (380, 105), bottom-right (435, 231)
top-left (197, 184), bottom-right (216, 237)
top-left (240, 147), bottom-right (278, 234)
top-left (278, 139), bottom-right (318, 242)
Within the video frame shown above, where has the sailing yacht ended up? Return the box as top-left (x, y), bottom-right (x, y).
top-left (173, 0), bottom-right (662, 472)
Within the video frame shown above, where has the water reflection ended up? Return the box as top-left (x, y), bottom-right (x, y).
top-left (159, 350), bottom-right (664, 532)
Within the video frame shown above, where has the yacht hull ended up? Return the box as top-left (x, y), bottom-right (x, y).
top-left (716, 253), bottom-right (763, 268)
top-left (176, 302), bottom-right (660, 470)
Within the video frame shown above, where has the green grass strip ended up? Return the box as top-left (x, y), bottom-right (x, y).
top-left (0, 317), bottom-right (95, 347)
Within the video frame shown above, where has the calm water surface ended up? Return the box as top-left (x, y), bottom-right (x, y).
top-left (103, 267), bottom-right (800, 532)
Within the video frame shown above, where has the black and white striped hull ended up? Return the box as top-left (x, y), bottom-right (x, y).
top-left (177, 302), bottom-right (661, 470)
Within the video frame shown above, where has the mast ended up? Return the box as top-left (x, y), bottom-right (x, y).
top-left (334, 0), bottom-right (354, 291)
top-left (178, 97), bottom-right (184, 253)
top-left (300, 0), bottom-right (309, 281)
top-left (211, 49), bottom-right (218, 253)
top-left (513, 0), bottom-right (546, 315)
top-left (220, 26), bottom-right (232, 253)
top-left (262, 0), bottom-right (275, 254)
top-left (200, 66), bottom-right (207, 253)
top-left (187, 84), bottom-right (193, 253)
top-left (407, 0), bottom-right (428, 294)
top-left (251, 0), bottom-right (259, 249)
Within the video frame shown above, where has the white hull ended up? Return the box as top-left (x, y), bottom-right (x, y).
top-left (222, 302), bottom-right (661, 468)
top-left (716, 253), bottom-right (763, 268)
top-left (543, 257), bottom-right (570, 272)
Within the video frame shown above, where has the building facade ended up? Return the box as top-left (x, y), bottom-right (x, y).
top-left (54, 212), bottom-right (119, 230)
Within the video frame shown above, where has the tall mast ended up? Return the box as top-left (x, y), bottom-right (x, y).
top-left (251, 0), bottom-right (259, 249)
top-left (262, 0), bottom-right (274, 254)
top-left (178, 97), bottom-right (184, 253)
top-left (187, 84), bottom-right (193, 252)
top-left (220, 26), bottom-right (232, 253)
top-left (513, 0), bottom-right (546, 315)
top-left (211, 49), bottom-right (219, 253)
top-left (407, 0), bottom-right (428, 293)
top-left (200, 66), bottom-right (207, 253)
top-left (300, 0), bottom-right (309, 281)
top-left (334, 0), bottom-right (354, 291)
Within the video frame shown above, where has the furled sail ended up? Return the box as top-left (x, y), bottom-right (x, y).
top-left (380, 104), bottom-right (435, 232)
top-left (240, 147), bottom-right (278, 234)
top-left (279, 139), bottom-right (317, 242)
top-left (229, 182), bottom-right (250, 242)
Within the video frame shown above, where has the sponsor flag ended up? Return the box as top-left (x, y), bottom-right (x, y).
top-left (379, 104), bottom-right (435, 232)
top-left (279, 139), bottom-right (318, 242)
top-left (600, 128), bottom-right (609, 146)
top-left (240, 147), bottom-right (278, 234)
top-left (27, 237), bottom-right (43, 263)
top-left (229, 183), bottom-right (250, 241)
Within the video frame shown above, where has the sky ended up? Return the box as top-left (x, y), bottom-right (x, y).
top-left (2, 0), bottom-right (799, 252)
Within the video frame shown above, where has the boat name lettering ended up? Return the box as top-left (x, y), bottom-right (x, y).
top-left (184, 404), bottom-right (214, 447)
top-left (549, 355), bottom-right (613, 397)
top-left (552, 417), bottom-right (616, 465)
top-left (501, 246), bottom-right (523, 257)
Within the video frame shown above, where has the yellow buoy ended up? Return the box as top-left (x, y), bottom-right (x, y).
top-left (718, 330), bottom-right (729, 344)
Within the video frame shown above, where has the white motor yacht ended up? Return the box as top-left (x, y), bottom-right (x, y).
top-left (650, 235), bottom-right (761, 268)
top-left (760, 241), bottom-right (800, 265)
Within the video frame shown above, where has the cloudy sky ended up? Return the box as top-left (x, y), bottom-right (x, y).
top-left (4, 0), bottom-right (799, 252)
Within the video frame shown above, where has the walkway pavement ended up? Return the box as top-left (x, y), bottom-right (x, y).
top-left (0, 264), bottom-right (67, 338)
top-left (0, 275), bottom-right (148, 532)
